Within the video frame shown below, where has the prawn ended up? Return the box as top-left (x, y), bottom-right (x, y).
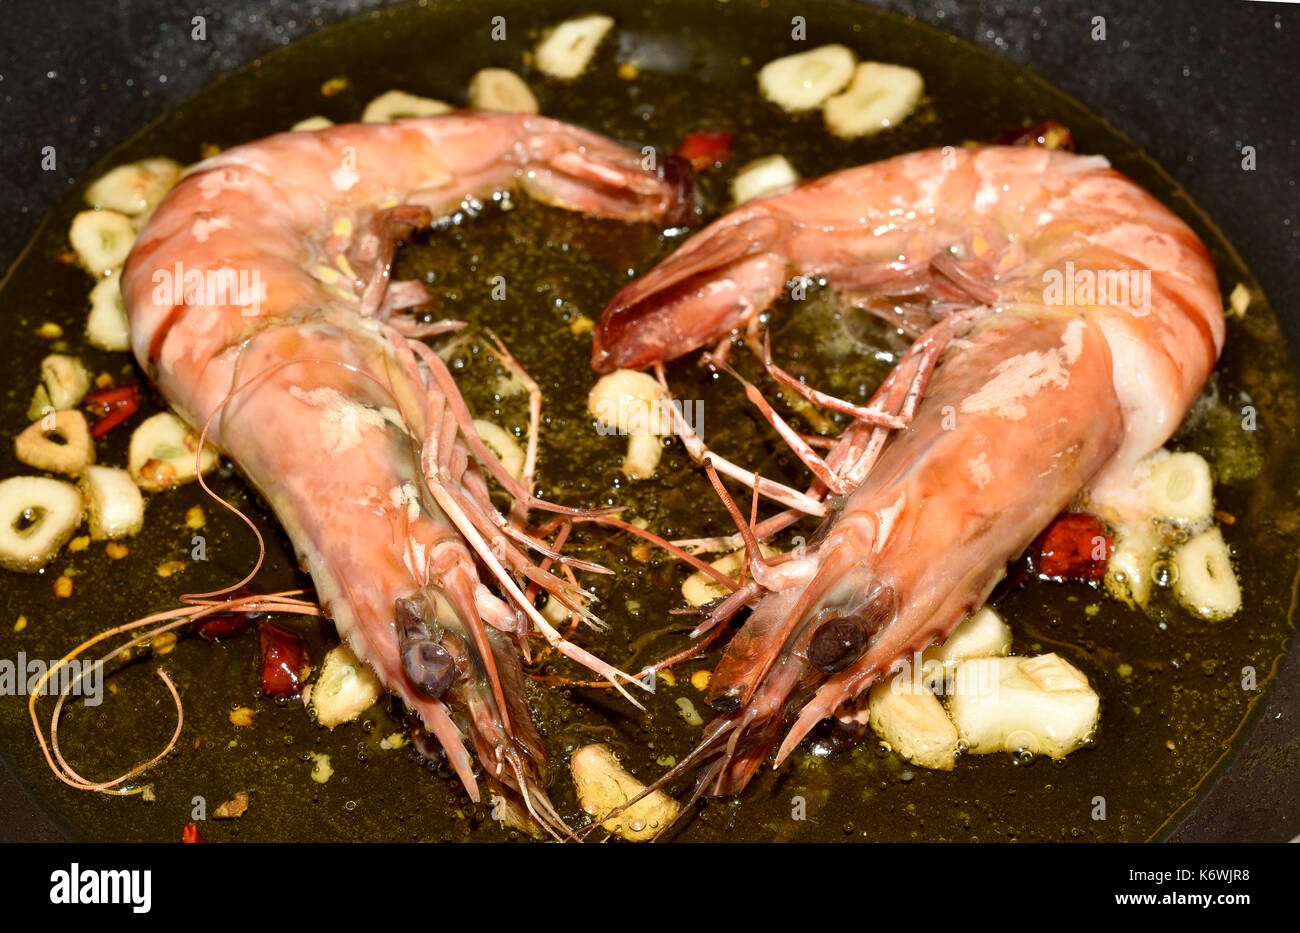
top-left (112, 111), bottom-right (692, 836)
top-left (590, 144), bottom-right (1222, 801)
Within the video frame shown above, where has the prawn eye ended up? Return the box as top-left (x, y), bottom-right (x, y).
top-left (395, 594), bottom-right (456, 698)
top-left (807, 589), bottom-right (896, 674)
top-left (402, 639), bottom-right (456, 699)
top-left (808, 617), bottom-right (868, 673)
top-left (708, 689), bottom-right (743, 713)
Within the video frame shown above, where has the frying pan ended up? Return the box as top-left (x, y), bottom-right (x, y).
top-left (0, 0), bottom-right (1296, 842)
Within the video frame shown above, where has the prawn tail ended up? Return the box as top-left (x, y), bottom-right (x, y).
top-left (591, 211), bottom-right (791, 372)
top-left (520, 116), bottom-right (698, 227)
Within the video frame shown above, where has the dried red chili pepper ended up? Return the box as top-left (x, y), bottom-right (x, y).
top-left (181, 821), bottom-right (205, 843)
top-left (195, 587), bottom-right (263, 641)
top-left (258, 622), bottom-right (307, 699)
top-left (83, 382), bottom-right (141, 437)
top-left (1035, 512), bottom-right (1112, 583)
top-left (83, 383), bottom-right (140, 409)
top-left (674, 130), bottom-right (734, 171)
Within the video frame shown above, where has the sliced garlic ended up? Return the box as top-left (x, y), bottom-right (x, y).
top-left (1018, 653), bottom-right (1090, 692)
top-left (86, 269), bottom-right (131, 351)
top-left (472, 419), bottom-right (525, 481)
top-left (1143, 450), bottom-right (1214, 524)
top-left (534, 14), bottom-right (615, 80)
top-left (868, 676), bottom-right (958, 771)
top-left (570, 743), bottom-right (678, 841)
top-left (27, 385), bottom-right (54, 424)
top-left (0, 476), bottom-right (84, 572)
top-left (587, 369), bottom-right (672, 479)
top-left (39, 354), bottom-right (91, 410)
top-left (79, 465), bottom-right (145, 541)
top-left (84, 158), bottom-right (182, 216)
top-left (731, 154), bottom-right (800, 205)
top-left (540, 594), bottom-right (569, 626)
top-left (128, 412), bottom-right (220, 492)
top-left (361, 90), bottom-right (453, 123)
top-left (920, 605), bottom-right (1012, 690)
top-left (823, 61), bottom-right (924, 138)
top-left (291, 115), bottom-right (335, 131)
top-left (69, 209), bottom-right (135, 277)
top-left (1172, 527), bottom-right (1241, 620)
top-left (681, 545), bottom-right (780, 608)
top-left (468, 68), bottom-right (539, 113)
top-left (926, 606), bottom-right (1012, 665)
top-left (14, 410), bottom-right (95, 476)
top-left (757, 44), bottom-right (857, 113)
top-left (309, 752), bottom-right (333, 784)
top-left (1228, 283), bottom-right (1250, 318)
top-left (308, 645), bottom-right (383, 727)
top-left (947, 654), bottom-right (1099, 759)
top-left (1104, 519), bottom-right (1160, 608)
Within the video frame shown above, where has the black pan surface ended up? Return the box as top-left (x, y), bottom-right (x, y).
top-left (0, 0), bottom-right (1297, 842)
